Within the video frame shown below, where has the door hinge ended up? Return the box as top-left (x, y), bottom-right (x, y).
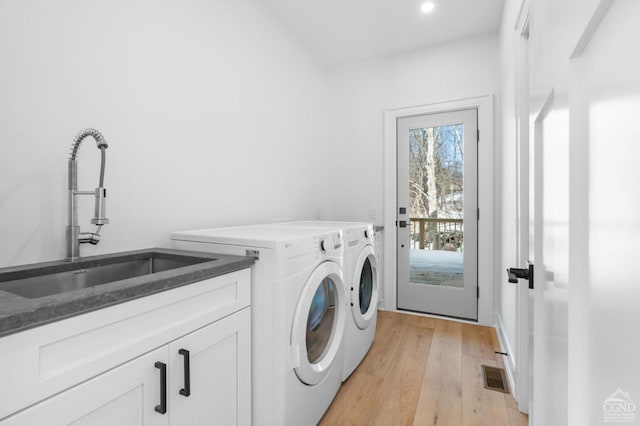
top-left (477, 287), bottom-right (480, 299)
top-left (477, 129), bottom-right (480, 142)
top-left (477, 208), bottom-right (480, 220)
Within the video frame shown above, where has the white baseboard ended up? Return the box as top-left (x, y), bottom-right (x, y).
top-left (494, 312), bottom-right (517, 402)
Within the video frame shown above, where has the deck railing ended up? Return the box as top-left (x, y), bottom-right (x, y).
top-left (410, 217), bottom-right (464, 251)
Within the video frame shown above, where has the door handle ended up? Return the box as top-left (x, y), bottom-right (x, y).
top-left (154, 361), bottom-right (167, 414)
top-left (179, 349), bottom-right (191, 397)
top-left (506, 263), bottom-right (534, 289)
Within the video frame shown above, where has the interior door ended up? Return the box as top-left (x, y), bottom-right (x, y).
top-left (529, 88), bottom-right (571, 425)
top-left (565, 0), bottom-right (639, 423)
top-left (397, 109), bottom-right (478, 320)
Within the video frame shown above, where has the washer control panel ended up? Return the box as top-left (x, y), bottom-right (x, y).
top-left (316, 231), bottom-right (342, 255)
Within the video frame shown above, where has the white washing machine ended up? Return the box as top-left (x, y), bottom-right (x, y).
top-left (171, 224), bottom-right (346, 426)
top-left (271, 221), bottom-right (379, 381)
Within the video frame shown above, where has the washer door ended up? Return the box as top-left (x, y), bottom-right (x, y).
top-left (291, 261), bottom-right (346, 385)
top-left (351, 245), bottom-right (378, 330)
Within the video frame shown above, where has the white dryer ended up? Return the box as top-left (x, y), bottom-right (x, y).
top-left (171, 224), bottom-right (346, 426)
top-left (271, 221), bottom-right (379, 381)
top-left (340, 223), bottom-right (378, 380)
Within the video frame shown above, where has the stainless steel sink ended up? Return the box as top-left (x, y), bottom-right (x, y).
top-left (0, 251), bottom-right (212, 299)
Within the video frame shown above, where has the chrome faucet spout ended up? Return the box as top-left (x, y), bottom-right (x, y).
top-left (65, 128), bottom-right (109, 261)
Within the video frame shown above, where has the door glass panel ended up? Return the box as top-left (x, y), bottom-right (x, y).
top-left (408, 124), bottom-right (464, 288)
top-left (306, 278), bottom-right (337, 363)
top-left (359, 258), bottom-right (373, 314)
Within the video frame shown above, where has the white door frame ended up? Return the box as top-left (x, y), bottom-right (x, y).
top-left (515, 0), bottom-right (531, 414)
top-left (383, 95), bottom-right (494, 326)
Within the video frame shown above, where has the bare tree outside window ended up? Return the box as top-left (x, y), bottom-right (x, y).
top-left (409, 125), bottom-right (463, 220)
top-left (409, 124), bottom-right (464, 253)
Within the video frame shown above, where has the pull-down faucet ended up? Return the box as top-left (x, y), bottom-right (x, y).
top-left (65, 128), bottom-right (109, 261)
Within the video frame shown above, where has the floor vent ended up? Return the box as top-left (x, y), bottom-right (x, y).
top-left (481, 365), bottom-right (510, 394)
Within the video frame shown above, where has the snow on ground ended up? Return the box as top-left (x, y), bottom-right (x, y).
top-left (409, 249), bottom-right (463, 287)
top-left (410, 249), bottom-right (463, 273)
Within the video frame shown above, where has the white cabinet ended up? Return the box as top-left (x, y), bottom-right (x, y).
top-left (2, 309), bottom-right (250, 426)
top-left (0, 268), bottom-right (251, 425)
top-left (1, 347), bottom-right (169, 426)
top-left (169, 308), bottom-right (251, 426)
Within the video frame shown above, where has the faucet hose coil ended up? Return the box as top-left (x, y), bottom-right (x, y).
top-left (69, 128), bottom-right (108, 160)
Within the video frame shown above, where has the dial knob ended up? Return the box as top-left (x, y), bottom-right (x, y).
top-left (321, 234), bottom-right (335, 252)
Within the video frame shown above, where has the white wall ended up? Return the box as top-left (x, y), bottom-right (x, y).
top-left (0, 0), bottom-right (329, 267)
top-left (327, 34), bottom-right (500, 224)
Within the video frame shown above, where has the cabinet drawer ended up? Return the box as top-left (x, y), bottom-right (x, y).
top-left (0, 268), bottom-right (250, 420)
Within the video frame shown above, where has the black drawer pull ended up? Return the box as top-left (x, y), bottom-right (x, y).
top-left (179, 349), bottom-right (191, 397)
top-left (154, 361), bottom-right (167, 414)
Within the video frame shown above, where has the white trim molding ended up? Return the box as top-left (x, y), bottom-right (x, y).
top-left (494, 311), bottom-right (518, 400)
top-left (382, 95), bottom-right (494, 326)
top-left (570, 0), bottom-right (614, 58)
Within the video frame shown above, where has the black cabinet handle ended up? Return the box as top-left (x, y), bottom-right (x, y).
top-left (179, 349), bottom-right (191, 397)
top-left (154, 361), bottom-right (167, 414)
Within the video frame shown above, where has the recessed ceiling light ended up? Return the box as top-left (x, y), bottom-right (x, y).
top-left (420, 2), bottom-right (435, 14)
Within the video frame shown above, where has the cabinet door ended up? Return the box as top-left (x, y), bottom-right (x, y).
top-left (169, 307), bottom-right (251, 426)
top-left (1, 347), bottom-right (169, 426)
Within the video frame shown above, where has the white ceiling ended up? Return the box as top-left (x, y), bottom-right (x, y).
top-left (262, 0), bottom-right (505, 64)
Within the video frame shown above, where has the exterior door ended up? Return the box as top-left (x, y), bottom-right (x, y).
top-left (397, 109), bottom-right (478, 320)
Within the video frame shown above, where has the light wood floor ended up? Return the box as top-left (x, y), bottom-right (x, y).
top-left (319, 311), bottom-right (529, 426)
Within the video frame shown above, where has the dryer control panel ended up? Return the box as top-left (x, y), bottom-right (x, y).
top-left (315, 231), bottom-right (343, 255)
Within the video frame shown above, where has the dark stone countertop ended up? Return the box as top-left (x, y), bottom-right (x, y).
top-left (0, 248), bottom-right (254, 338)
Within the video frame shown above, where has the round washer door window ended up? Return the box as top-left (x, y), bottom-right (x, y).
top-left (292, 261), bottom-right (346, 385)
top-left (359, 258), bottom-right (373, 315)
top-left (351, 246), bottom-right (378, 330)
